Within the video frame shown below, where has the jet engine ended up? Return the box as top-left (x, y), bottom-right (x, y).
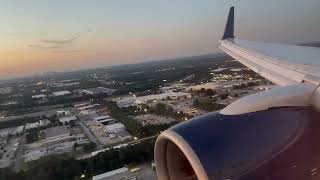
top-left (154, 84), bottom-right (319, 180)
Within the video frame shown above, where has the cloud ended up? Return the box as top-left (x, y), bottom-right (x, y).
top-left (51, 49), bottom-right (90, 54)
top-left (28, 35), bottom-right (80, 49)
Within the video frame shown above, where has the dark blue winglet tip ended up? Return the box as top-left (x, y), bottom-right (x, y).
top-left (222, 6), bottom-right (235, 40)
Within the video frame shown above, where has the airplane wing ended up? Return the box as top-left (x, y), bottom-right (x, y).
top-left (155, 6), bottom-right (320, 180)
top-left (219, 7), bottom-right (320, 86)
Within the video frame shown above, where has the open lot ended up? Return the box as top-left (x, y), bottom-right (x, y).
top-left (0, 137), bottom-right (19, 168)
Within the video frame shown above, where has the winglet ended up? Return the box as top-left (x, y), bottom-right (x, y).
top-left (222, 6), bottom-right (235, 40)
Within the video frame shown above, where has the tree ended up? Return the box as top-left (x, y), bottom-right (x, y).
top-left (83, 142), bottom-right (97, 153)
top-left (219, 93), bottom-right (228, 100)
top-left (69, 120), bottom-right (76, 127)
top-left (154, 103), bottom-right (167, 115)
top-left (73, 143), bottom-right (79, 151)
top-left (193, 99), bottom-right (226, 112)
top-left (26, 132), bottom-right (39, 143)
top-left (205, 89), bottom-right (216, 96)
top-left (193, 99), bottom-right (200, 107)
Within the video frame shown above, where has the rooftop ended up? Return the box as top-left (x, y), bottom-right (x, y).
top-left (92, 167), bottom-right (128, 180)
top-left (83, 87), bottom-right (116, 95)
top-left (52, 90), bottom-right (71, 96)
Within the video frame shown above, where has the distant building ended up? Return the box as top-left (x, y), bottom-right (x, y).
top-left (82, 87), bottom-right (116, 95)
top-left (49, 80), bottom-right (79, 88)
top-left (25, 122), bottom-right (41, 130)
top-left (57, 110), bottom-right (77, 123)
top-left (52, 90), bottom-right (71, 97)
top-left (39, 119), bottom-right (50, 126)
top-left (187, 82), bottom-right (222, 91)
top-left (0, 126), bottom-right (24, 137)
top-left (230, 68), bottom-right (248, 72)
top-left (32, 94), bottom-right (47, 99)
top-left (1, 101), bottom-right (18, 106)
top-left (0, 87), bottom-right (13, 95)
top-left (105, 123), bottom-right (125, 133)
top-left (12, 125), bottom-right (24, 135)
top-left (57, 110), bottom-right (72, 118)
top-left (210, 67), bottom-right (228, 72)
top-left (59, 116), bottom-right (77, 124)
top-left (74, 102), bottom-right (91, 108)
top-left (116, 98), bottom-right (136, 108)
top-left (80, 110), bottom-right (98, 116)
top-left (92, 167), bottom-right (128, 180)
top-left (78, 104), bottom-right (99, 111)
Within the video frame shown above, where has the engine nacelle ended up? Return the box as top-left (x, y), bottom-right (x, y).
top-left (154, 84), bottom-right (320, 179)
top-left (155, 107), bottom-right (313, 180)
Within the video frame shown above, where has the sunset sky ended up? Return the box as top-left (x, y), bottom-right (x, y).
top-left (1, 0), bottom-right (320, 79)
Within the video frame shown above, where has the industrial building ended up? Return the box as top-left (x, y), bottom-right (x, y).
top-left (57, 110), bottom-right (72, 117)
top-left (82, 87), bottom-right (116, 95)
top-left (92, 167), bottom-right (129, 180)
top-left (24, 126), bottom-right (89, 162)
top-left (52, 90), bottom-right (71, 97)
top-left (32, 94), bottom-right (47, 99)
top-left (57, 110), bottom-right (77, 124)
top-left (105, 123), bottom-right (125, 133)
top-left (59, 116), bottom-right (77, 124)
top-left (25, 122), bottom-right (41, 130)
top-left (74, 102), bottom-right (91, 108)
top-left (78, 104), bottom-right (99, 111)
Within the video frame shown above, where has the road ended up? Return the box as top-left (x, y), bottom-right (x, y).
top-left (13, 134), bottom-right (25, 172)
top-left (77, 135), bottom-right (158, 160)
top-left (1, 107), bottom-right (75, 122)
top-left (78, 121), bottom-right (102, 149)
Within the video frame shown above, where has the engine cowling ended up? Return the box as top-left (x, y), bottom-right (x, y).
top-left (154, 84), bottom-right (319, 179)
top-left (154, 107), bottom-right (315, 180)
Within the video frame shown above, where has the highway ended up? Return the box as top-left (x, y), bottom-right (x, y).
top-left (78, 120), bottom-right (102, 149)
top-left (89, 135), bottom-right (158, 158)
top-left (77, 135), bottom-right (157, 160)
top-left (1, 107), bottom-right (75, 122)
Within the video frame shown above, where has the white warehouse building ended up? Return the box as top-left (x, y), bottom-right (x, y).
top-left (105, 123), bottom-right (125, 133)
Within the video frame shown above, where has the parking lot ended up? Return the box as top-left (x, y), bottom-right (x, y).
top-left (135, 114), bottom-right (175, 125)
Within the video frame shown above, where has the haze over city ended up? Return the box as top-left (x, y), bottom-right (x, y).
top-left (1, 0), bottom-right (319, 79)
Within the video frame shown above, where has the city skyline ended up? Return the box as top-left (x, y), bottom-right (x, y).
top-left (1, 0), bottom-right (320, 79)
